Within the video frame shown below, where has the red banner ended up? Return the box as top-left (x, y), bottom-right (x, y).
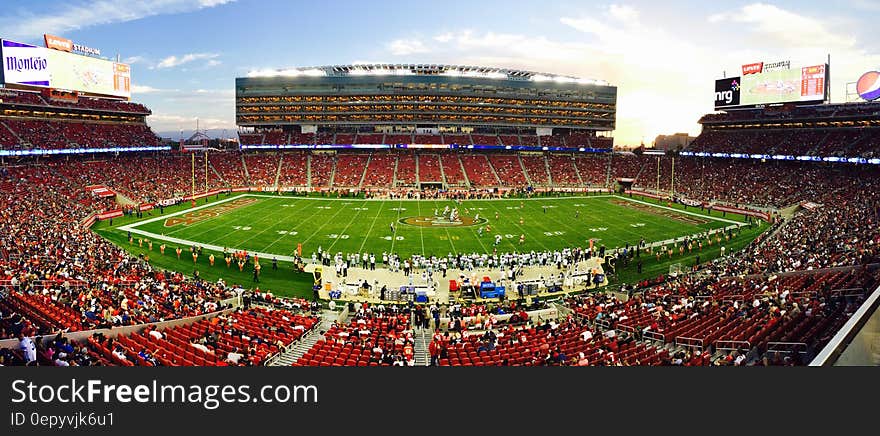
top-left (708, 204), bottom-right (771, 221)
top-left (742, 62), bottom-right (764, 75)
top-left (180, 189), bottom-right (224, 202)
top-left (96, 209), bottom-right (123, 220)
top-left (625, 190), bottom-right (670, 200)
top-left (44, 34), bottom-right (73, 52)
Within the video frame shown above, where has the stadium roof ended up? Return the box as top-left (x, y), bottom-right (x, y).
top-left (246, 64), bottom-right (610, 86)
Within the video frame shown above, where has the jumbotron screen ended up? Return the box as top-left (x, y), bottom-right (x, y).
top-left (741, 64), bottom-right (826, 106)
top-left (0, 39), bottom-right (130, 98)
top-left (714, 62), bottom-right (827, 109)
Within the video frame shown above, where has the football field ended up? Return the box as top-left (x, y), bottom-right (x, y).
top-left (119, 193), bottom-right (745, 260)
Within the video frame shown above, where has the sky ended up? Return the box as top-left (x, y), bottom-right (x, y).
top-left (1, 0), bottom-right (879, 145)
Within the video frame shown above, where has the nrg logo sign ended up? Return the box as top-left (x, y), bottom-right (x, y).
top-left (714, 77), bottom-right (741, 108)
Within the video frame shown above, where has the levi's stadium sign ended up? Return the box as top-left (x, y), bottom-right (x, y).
top-left (742, 60), bottom-right (790, 75)
top-left (44, 34), bottom-right (101, 56)
top-left (742, 62), bottom-right (763, 75)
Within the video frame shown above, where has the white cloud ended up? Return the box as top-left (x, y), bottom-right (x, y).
top-left (388, 39), bottom-right (429, 56)
top-left (198, 0), bottom-right (235, 6)
top-left (608, 4), bottom-right (639, 22)
top-left (156, 53), bottom-right (220, 69)
top-left (123, 56), bottom-right (147, 65)
top-left (130, 84), bottom-right (163, 94)
top-left (193, 89), bottom-right (234, 95)
top-left (708, 3), bottom-right (880, 105)
top-left (377, 4), bottom-right (879, 145)
top-left (708, 3), bottom-right (855, 49)
top-left (147, 113), bottom-right (235, 131)
top-left (852, 0), bottom-right (880, 10)
top-left (0, 0), bottom-right (237, 41)
top-left (434, 33), bottom-right (454, 43)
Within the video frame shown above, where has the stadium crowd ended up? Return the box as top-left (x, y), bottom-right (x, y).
top-left (2, 116), bottom-right (880, 366)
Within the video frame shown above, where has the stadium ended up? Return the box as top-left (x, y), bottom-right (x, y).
top-left (1, 36), bottom-right (879, 370)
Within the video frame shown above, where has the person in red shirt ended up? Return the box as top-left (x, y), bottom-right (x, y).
top-left (428, 340), bottom-right (440, 366)
top-left (403, 342), bottom-right (414, 366)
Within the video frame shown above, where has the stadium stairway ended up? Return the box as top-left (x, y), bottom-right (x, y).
top-left (274, 153), bottom-right (284, 189)
top-left (240, 154), bottom-right (250, 183)
top-left (306, 154), bottom-right (312, 189)
top-left (544, 155), bottom-right (553, 186)
top-left (604, 155), bottom-right (612, 186)
top-left (486, 155), bottom-right (503, 186)
top-left (413, 326), bottom-right (429, 366)
top-left (328, 156), bottom-right (337, 187)
top-left (269, 309), bottom-right (337, 366)
top-left (358, 154), bottom-right (371, 190)
top-left (633, 157), bottom-right (651, 185)
top-left (807, 131), bottom-right (833, 155)
top-left (208, 161), bottom-right (225, 186)
top-left (414, 154), bottom-right (421, 185)
top-left (438, 154), bottom-right (448, 186)
top-left (1, 120), bottom-right (25, 146)
top-left (572, 155), bottom-right (585, 185)
top-left (391, 153), bottom-right (399, 187)
top-left (846, 131), bottom-right (875, 156)
top-left (457, 155), bottom-right (471, 188)
top-left (518, 155), bottom-right (533, 186)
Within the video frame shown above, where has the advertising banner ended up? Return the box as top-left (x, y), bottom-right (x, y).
top-left (739, 64), bottom-right (826, 106)
top-left (96, 209), bottom-right (124, 220)
top-left (715, 61), bottom-right (827, 108)
top-left (1, 40), bottom-right (50, 87)
top-left (1, 38), bottom-right (130, 98)
top-left (714, 77), bottom-right (741, 108)
top-left (47, 49), bottom-right (130, 98)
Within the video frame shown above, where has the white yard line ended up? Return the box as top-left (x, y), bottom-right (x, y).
top-left (206, 199), bottom-right (300, 247)
top-left (614, 195), bottom-right (740, 225)
top-left (326, 206), bottom-right (367, 252)
top-left (261, 199), bottom-right (326, 254)
top-left (416, 200), bottom-right (426, 256)
top-left (390, 200), bottom-right (403, 253)
top-left (357, 200), bottom-right (387, 253)
top-left (117, 194), bottom-right (250, 232)
top-left (433, 200), bottom-right (459, 254)
top-left (299, 202), bottom-right (352, 248)
top-left (226, 193), bottom-right (614, 202)
top-left (115, 193), bottom-right (746, 262)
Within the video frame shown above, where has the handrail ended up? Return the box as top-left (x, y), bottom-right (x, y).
top-left (766, 342), bottom-right (808, 355)
top-left (643, 330), bottom-right (665, 343)
top-left (720, 294), bottom-right (745, 303)
top-left (675, 336), bottom-right (704, 350)
top-left (263, 323), bottom-right (318, 367)
top-left (714, 340), bottom-right (750, 351)
top-left (829, 288), bottom-right (866, 299)
top-left (810, 283), bottom-right (880, 366)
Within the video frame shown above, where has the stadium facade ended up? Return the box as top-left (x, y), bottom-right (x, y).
top-left (236, 64), bottom-right (616, 141)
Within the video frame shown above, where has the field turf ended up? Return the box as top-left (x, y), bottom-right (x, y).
top-left (93, 192), bottom-right (767, 298)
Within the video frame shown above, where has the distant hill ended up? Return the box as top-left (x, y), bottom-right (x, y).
top-left (154, 129), bottom-right (239, 141)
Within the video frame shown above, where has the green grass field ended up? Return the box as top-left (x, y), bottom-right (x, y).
top-left (93, 192), bottom-right (767, 298)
